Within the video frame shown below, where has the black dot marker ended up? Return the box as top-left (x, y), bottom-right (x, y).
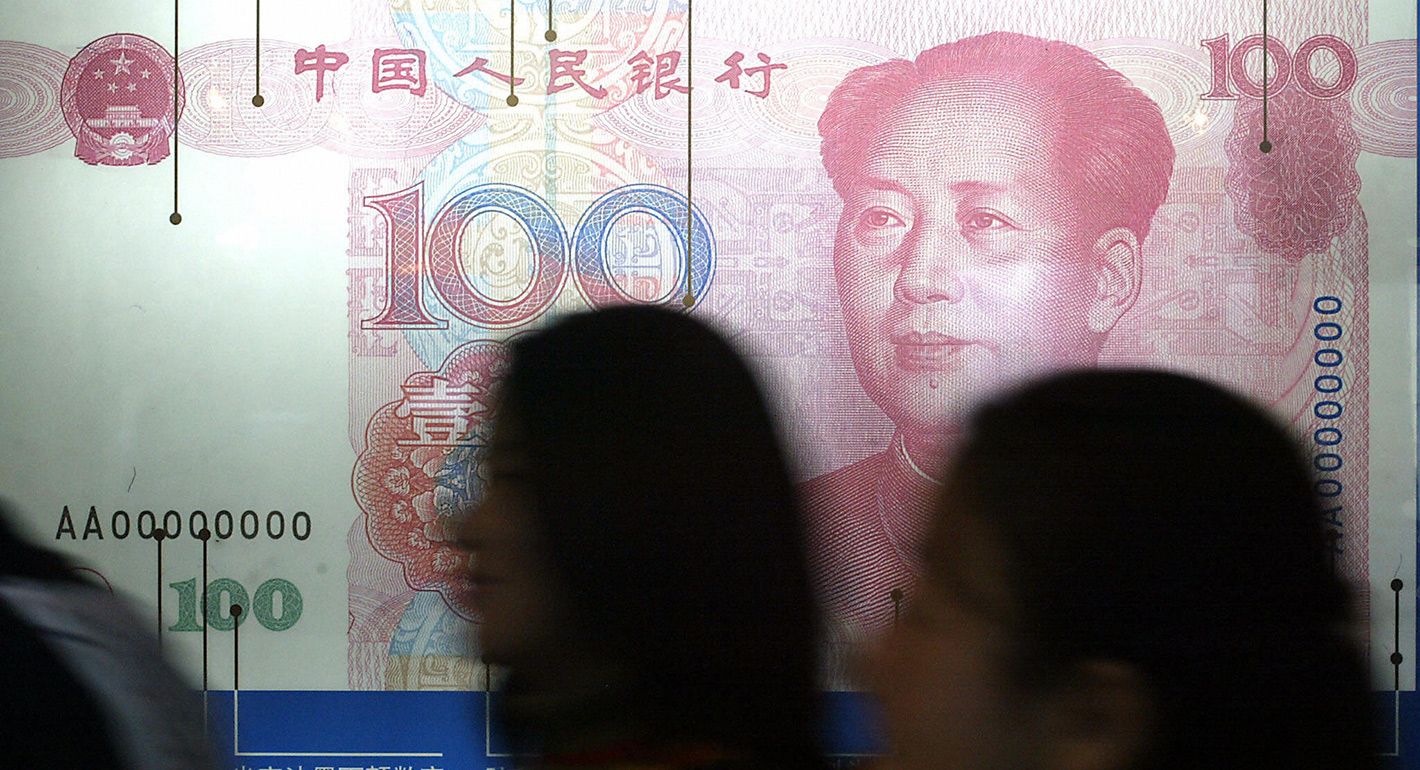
top-left (506, 94), bottom-right (519, 107)
top-left (1392, 579), bottom-right (1404, 591)
top-left (251, 94), bottom-right (264, 107)
top-left (1259, 140), bottom-right (1272, 154)
top-left (170, 212), bottom-right (182, 225)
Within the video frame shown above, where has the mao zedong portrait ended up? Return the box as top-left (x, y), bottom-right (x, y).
top-left (805, 31), bottom-right (1176, 631)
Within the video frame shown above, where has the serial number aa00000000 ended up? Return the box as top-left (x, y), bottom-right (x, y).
top-left (55, 506), bottom-right (311, 542)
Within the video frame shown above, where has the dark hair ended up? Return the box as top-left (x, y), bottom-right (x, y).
top-left (496, 305), bottom-right (821, 766)
top-left (0, 499), bottom-right (82, 582)
top-left (818, 32), bottom-right (1175, 241)
top-left (934, 369), bottom-right (1375, 770)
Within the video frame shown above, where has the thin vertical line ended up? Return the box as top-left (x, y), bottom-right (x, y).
top-left (232, 681), bottom-right (240, 755)
top-left (484, 662), bottom-right (495, 754)
top-left (1394, 689), bottom-right (1402, 755)
top-left (171, 0), bottom-right (181, 223)
top-left (230, 603), bottom-right (245, 754)
top-left (231, 603), bottom-right (242, 754)
top-left (155, 533), bottom-right (164, 651)
top-left (683, 0), bottom-right (694, 306)
top-left (508, 0), bottom-right (516, 103)
top-left (1394, 580), bottom-right (1403, 690)
top-left (1261, 0), bottom-right (1270, 151)
top-left (255, 0), bottom-right (261, 99)
top-left (232, 602), bottom-right (243, 729)
top-left (201, 532), bottom-right (209, 736)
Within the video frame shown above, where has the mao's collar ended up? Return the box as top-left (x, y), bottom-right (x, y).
top-left (876, 434), bottom-right (943, 573)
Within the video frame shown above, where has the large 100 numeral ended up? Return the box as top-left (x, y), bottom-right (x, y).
top-left (363, 183), bottom-right (716, 330)
top-left (168, 577), bottom-right (303, 632)
top-left (1202, 34), bottom-right (1358, 100)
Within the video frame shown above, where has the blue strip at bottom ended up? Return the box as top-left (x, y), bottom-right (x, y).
top-left (202, 690), bottom-right (1415, 769)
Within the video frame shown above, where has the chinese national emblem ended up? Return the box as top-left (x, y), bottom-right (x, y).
top-left (60, 34), bottom-right (185, 166)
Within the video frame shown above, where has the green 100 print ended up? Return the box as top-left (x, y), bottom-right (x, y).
top-left (167, 577), bottom-right (304, 632)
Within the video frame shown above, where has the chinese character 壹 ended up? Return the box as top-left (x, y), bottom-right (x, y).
top-left (396, 377), bottom-right (487, 446)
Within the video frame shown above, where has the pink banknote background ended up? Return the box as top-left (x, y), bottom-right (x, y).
top-left (332, 0), bottom-right (1412, 689)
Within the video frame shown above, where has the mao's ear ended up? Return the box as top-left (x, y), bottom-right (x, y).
top-left (1037, 660), bottom-right (1155, 770)
top-left (1087, 227), bottom-right (1142, 334)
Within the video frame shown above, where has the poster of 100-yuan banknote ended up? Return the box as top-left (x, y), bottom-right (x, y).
top-left (0, 0), bottom-right (1416, 766)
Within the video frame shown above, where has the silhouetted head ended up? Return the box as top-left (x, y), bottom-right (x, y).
top-left (462, 306), bottom-right (820, 766)
top-left (872, 369), bottom-right (1374, 770)
top-left (0, 499), bottom-right (81, 582)
top-left (818, 33), bottom-right (1175, 440)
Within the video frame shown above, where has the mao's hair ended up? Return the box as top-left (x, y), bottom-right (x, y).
top-left (496, 306), bottom-right (822, 768)
top-left (819, 32), bottom-right (1176, 241)
top-left (936, 369), bottom-right (1376, 770)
